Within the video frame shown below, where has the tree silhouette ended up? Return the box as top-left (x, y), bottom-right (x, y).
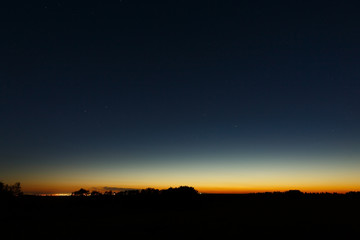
top-left (90, 191), bottom-right (102, 196)
top-left (141, 188), bottom-right (160, 196)
top-left (0, 181), bottom-right (23, 198)
top-left (69, 186), bottom-right (200, 199)
top-left (72, 188), bottom-right (90, 196)
top-left (10, 182), bottom-right (22, 197)
top-left (104, 190), bottom-right (113, 196)
top-left (284, 190), bottom-right (304, 199)
top-left (161, 186), bottom-right (198, 197)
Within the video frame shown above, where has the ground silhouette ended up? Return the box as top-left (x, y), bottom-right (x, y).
top-left (2, 184), bottom-right (360, 238)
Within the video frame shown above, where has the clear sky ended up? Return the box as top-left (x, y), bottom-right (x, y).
top-left (1, 0), bottom-right (360, 194)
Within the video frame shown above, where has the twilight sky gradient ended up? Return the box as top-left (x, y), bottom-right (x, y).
top-left (1, 0), bottom-right (360, 194)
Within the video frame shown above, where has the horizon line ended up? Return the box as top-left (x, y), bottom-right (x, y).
top-left (24, 189), bottom-right (360, 196)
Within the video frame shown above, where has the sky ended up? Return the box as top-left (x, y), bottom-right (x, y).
top-left (1, 0), bottom-right (360, 194)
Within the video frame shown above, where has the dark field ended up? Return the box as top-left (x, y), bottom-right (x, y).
top-left (3, 193), bottom-right (360, 239)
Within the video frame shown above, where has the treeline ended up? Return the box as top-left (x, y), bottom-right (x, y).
top-left (72, 186), bottom-right (198, 197)
top-left (248, 189), bottom-right (360, 199)
top-left (2, 181), bottom-right (360, 199)
top-left (0, 181), bottom-right (22, 198)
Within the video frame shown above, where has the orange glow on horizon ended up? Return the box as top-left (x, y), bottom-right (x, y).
top-left (22, 183), bottom-right (360, 195)
top-left (14, 158), bottom-right (360, 195)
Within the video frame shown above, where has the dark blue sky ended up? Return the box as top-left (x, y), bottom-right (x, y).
top-left (1, 0), bottom-right (360, 193)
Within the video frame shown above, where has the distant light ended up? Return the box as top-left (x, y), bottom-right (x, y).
top-left (38, 193), bottom-right (71, 196)
top-left (53, 193), bottom-right (71, 196)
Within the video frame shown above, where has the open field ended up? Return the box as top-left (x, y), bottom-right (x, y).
top-left (3, 193), bottom-right (360, 238)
